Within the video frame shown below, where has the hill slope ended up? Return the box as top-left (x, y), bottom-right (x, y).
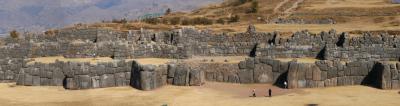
top-left (0, 0), bottom-right (221, 34)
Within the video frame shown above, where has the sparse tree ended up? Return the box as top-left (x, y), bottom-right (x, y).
top-left (169, 17), bottom-right (181, 25)
top-left (216, 18), bottom-right (225, 24)
top-left (247, 0), bottom-right (259, 13)
top-left (165, 8), bottom-right (172, 15)
top-left (9, 30), bottom-right (19, 39)
top-left (228, 15), bottom-right (240, 23)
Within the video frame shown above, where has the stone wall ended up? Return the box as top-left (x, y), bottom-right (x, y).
top-left (12, 60), bottom-right (205, 91)
top-left (17, 60), bottom-right (132, 90)
top-left (287, 60), bottom-right (400, 89)
top-left (198, 58), bottom-right (289, 88)
top-left (0, 27), bottom-right (398, 61)
top-left (0, 59), bottom-right (25, 82)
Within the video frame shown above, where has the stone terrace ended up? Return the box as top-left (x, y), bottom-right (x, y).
top-left (0, 25), bottom-right (399, 90)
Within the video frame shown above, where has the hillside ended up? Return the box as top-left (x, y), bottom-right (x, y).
top-left (68, 0), bottom-right (400, 36)
top-left (0, 0), bottom-right (221, 35)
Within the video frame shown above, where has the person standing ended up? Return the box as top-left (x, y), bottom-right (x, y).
top-left (284, 81), bottom-right (288, 89)
top-left (252, 88), bottom-right (256, 97)
top-left (268, 89), bottom-right (272, 97)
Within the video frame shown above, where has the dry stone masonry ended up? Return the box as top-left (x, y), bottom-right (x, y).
top-left (0, 25), bottom-right (399, 90)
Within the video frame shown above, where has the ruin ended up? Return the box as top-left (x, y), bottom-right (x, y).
top-left (0, 25), bottom-right (399, 90)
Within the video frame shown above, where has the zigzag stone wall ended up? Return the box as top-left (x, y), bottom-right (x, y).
top-left (14, 60), bottom-right (205, 91)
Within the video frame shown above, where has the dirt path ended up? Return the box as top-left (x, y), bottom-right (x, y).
top-left (273, 0), bottom-right (289, 13)
top-left (282, 0), bottom-right (304, 18)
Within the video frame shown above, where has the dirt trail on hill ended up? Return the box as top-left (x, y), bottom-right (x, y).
top-left (273, 0), bottom-right (304, 18)
top-left (274, 0), bottom-right (289, 13)
top-left (283, 0), bottom-right (304, 18)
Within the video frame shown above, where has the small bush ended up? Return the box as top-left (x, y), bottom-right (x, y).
top-left (45, 29), bottom-right (58, 36)
top-left (142, 18), bottom-right (160, 24)
top-left (246, 0), bottom-right (259, 13)
top-left (228, 15), bottom-right (240, 23)
top-left (165, 8), bottom-right (172, 15)
top-left (169, 17), bottom-right (181, 25)
top-left (216, 18), bottom-right (225, 24)
top-left (181, 18), bottom-right (192, 25)
top-left (192, 17), bottom-right (213, 25)
top-left (112, 18), bottom-right (128, 24)
top-left (9, 30), bottom-right (19, 39)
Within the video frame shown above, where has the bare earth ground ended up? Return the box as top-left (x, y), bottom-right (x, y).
top-left (0, 82), bottom-right (399, 106)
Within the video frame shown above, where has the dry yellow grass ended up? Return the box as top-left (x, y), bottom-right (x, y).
top-left (27, 56), bottom-right (115, 65)
top-left (304, 0), bottom-right (400, 9)
top-left (0, 83), bottom-right (399, 106)
top-left (185, 56), bottom-right (248, 64)
top-left (132, 58), bottom-right (174, 65)
top-left (275, 57), bottom-right (319, 63)
top-left (28, 56), bottom-right (175, 65)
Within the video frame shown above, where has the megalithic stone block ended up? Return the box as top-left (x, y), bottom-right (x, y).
top-left (381, 64), bottom-right (392, 89)
top-left (238, 69), bottom-right (254, 84)
top-left (173, 65), bottom-right (189, 86)
top-left (287, 62), bottom-right (299, 89)
top-left (189, 69), bottom-right (204, 86)
top-left (305, 64), bottom-right (313, 80)
top-left (24, 74), bottom-right (33, 86)
top-left (312, 65), bottom-right (322, 81)
top-left (140, 71), bottom-right (153, 91)
top-left (65, 78), bottom-right (76, 89)
top-left (392, 80), bottom-right (399, 89)
top-left (254, 64), bottom-right (273, 83)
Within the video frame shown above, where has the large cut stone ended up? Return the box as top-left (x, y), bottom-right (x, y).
top-left (254, 64), bottom-right (273, 83)
top-left (189, 69), bottom-right (204, 86)
top-left (238, 69), bottom-right (254, 84)
top-left (173, 65), bottom-right (189, 86)
top-left (287, 62), bottom-right (298, 89)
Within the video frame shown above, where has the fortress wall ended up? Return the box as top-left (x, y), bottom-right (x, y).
top-left (287, 60), bottom-right (400, 89)
top-left (12, 60), bottom-right (204, 91)
top-left (0, 59), bottom-right (26, 82)
top-left (197, 58), bottom-right (289, 87)
top-left (16, 60), bottom-right (132, 90)
top-left (1, 27), bottom-right (398, 61)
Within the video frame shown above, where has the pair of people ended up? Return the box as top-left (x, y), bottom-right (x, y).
top-left (251, 88), bottom-right (272, 97)
top-left (251, 81), bottom-right (288, 97)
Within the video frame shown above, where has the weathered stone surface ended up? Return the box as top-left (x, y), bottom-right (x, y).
top-left (173, 65), bottom-right (189, 86)
top-left (287, 62), bottom-right (298, 89)
top-left (168, 64), bottom-right (176, 78)
top-left (238, 69), bottom-right (254, 83)
top-left (100, 74), bottom-right (115, 88)
top-left (305, 64), bottom-right (313, 80)
top-left (312, 65), bottom-right (322, 81)
top-left (189, 69), bottom-right (204, 86)
top-left (381, 64), bottom-right (392, 89)
top-left (254, 64), bottom-right (273, 83)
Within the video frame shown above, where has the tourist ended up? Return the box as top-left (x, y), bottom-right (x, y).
top-left (284, 81), bottom-right (288, 89)
top-left (252, 88), bottom-right (256, 97)
top-left (268, 89), bottom-right (272, 97)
